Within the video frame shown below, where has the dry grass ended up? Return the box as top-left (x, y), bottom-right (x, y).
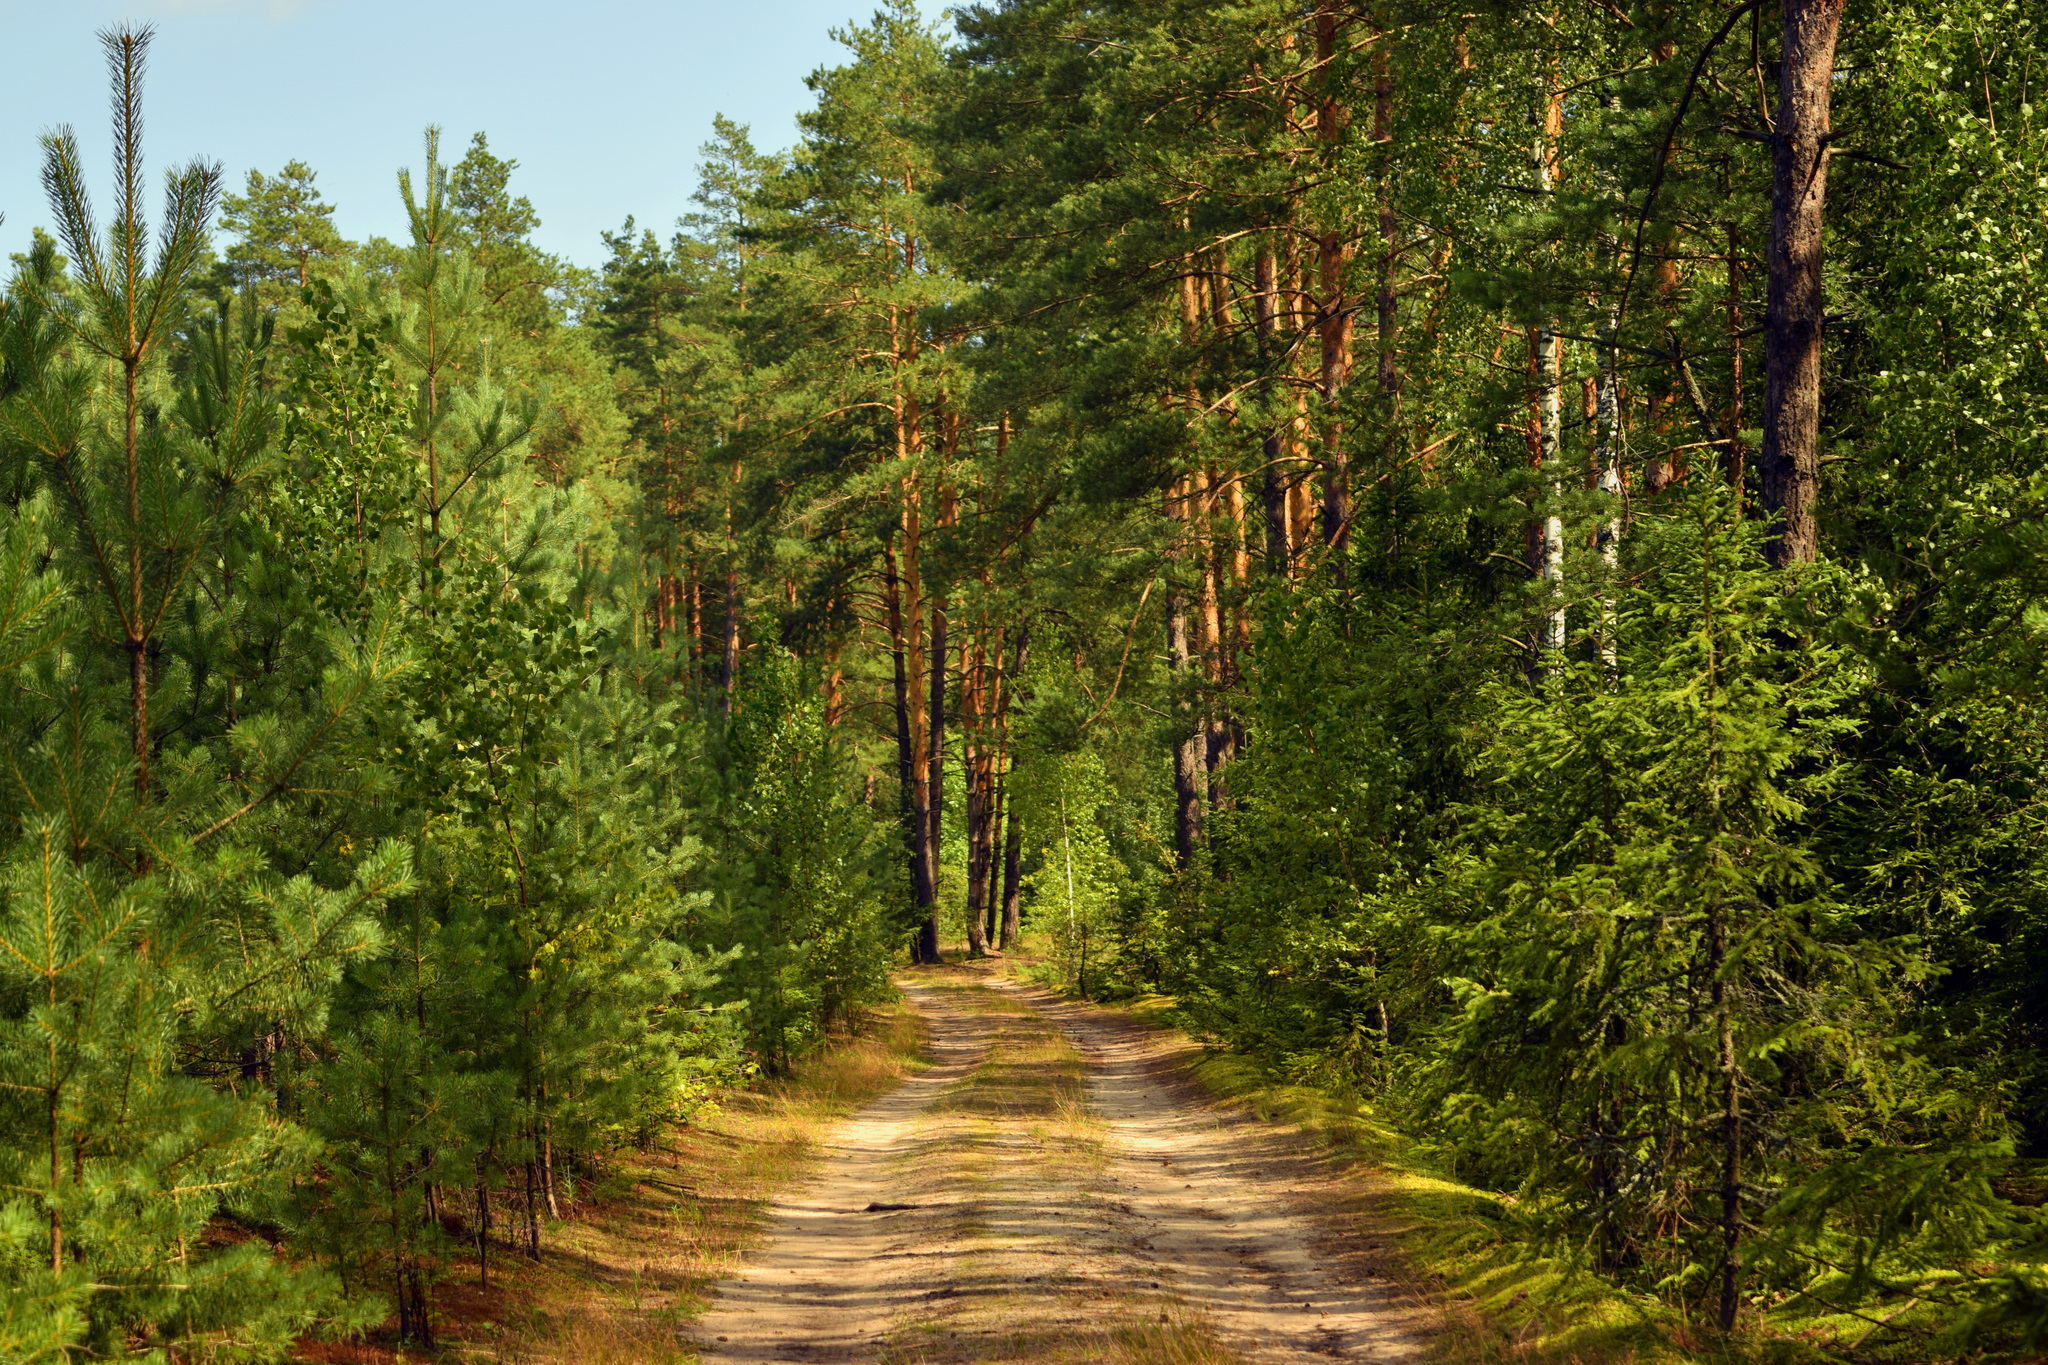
top-left (297, 1000), bottom-right (927, 1363)
top-left (1002, 956), bottom-right (1698, 1365)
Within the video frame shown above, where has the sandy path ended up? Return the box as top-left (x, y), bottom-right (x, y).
top-left (688, 986), bottom-right (1001, 1361)
top-left (1011, 982), bottom-right (1428, 1363)
top-left (692, 974), bottom-right (1427, 1363)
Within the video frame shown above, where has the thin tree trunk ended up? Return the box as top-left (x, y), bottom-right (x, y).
top-left (476, 1159), bottom-right (491, 1292)
top-left (524, 1156), bottom-right (541, 1260)
top-left (1195, 468), bottom-right (1230, 806)
top-left (1645, 247), bottom-right (1684, 495)
top-left (1373, 21), bottom-right (1399, 401)
top-left (1712, 901), bottom-right (1743, 1331)
top-left (884, 542), bottom-right (927, 957)
top-left (998, 623), bottom-right (1029, 950)
top-left (688, 574), bottom-right (702, 671)
top-left (123, 355), bottom-right (152, 809)
top-left (1167, 494), bottom-right (1205, 867)
top-left (1537, 75), bottom-right (1565, 657)
top-left (1595, 299), bottom-right (1623, 672)
top-left (1760, 0), bottom-right (1840, 566)
top-left (47, 1065), bottom-right (60, 1273)
top-left (1726, 225), bottom-right (1748, 507)
top-left (1539, 324), bottom-right (1565, 655)
top-left (1254, 245), bottom-right (1290, 577)
top-left (901, 494), bottom-right (939, 964)
top-left (924, 479), bottom-right (954, 961)
top-left (1289, 245), bottom-right (1318, 571)
top-left (541, 1091), bottom-right (561, 1220)
top-left (1524, 327), bottom-right (1545, 595)
top-left (721, 456), bottom-right (740, 714)
top-left (963, 623), bottom-right (989, 958)
top-left (984, 746), bottom-right (1006, 947)
top-left (999, 808), bottom-right (1024, 950)
top-left (1316, 2), bottom-right (1354, 582)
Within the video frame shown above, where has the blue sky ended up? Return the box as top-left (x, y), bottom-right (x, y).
top-left (0, 0), bottom-right (951, 270)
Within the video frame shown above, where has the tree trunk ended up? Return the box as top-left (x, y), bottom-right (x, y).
top-left (1254, 245), bottom-right (1291, 577)
top-left (1711, 903), bottom-right (1743, 1331)
top-left (1373, 22), bottom-right (1399, 402)
top-left (688, 574), bottom-right (702, 671)
top-left (1759, 0), bottom-right (1842, 567)
top-left (721, 458), bottom-right (741, 714)
top-left (1726, 225), bottom-right (1748, 508)
top-left (1167, 583), bottom-right (1205, 871)
top-left (124, 355), bottom-right (149, 805)
top-left (1595, 300), bottom-right (1623, 673)
top-left (476, 1159), bottom-right (491, 1292)
top-left (924, 480), bottom-right (954, 962)
top-left (998, 624), bottom-right (1029, 950)
top-left (999, 812), bottom-right (1024, 950)
top-left (1195, 468), bottom-right (1231, 807)
top-left (524, 1156), bottom-right (541, 1260)
top-left (1523, 327), bottom-right (1545, 597)
top-left (1539, 324), bottom-right (1565, 655)
top-left (1316, 2), bottom-right (1353, 582)
top-left (984, 747), bottom-right (1006, 947)
top-left (1536, 76), bottom-right (1565, 658)
top-left (541, 1101), bottom-right (561, 1220)
top-left (884, 540), bottom-right (935, 961)
top-left (963, 624), bottom-right (989, 958)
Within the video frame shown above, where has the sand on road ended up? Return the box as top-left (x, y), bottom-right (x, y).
top-left (690, 969), bottom-right (1429, 1364)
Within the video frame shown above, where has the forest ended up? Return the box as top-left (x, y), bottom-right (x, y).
top-left (0, 0), bottom-right (2044, 1359)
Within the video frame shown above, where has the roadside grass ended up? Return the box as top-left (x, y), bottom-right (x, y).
top-left (986, 942), bottom-right (1713, 1365)
top-left (1003, 939), bottom-right (2048, 1365)
top-left (1148, 1019), bottom-right (2048, 1365)
top-left (1168, 1042), bottom-right (1699, 1365)
top-left (299, 1000), bottom-right (927, 1363)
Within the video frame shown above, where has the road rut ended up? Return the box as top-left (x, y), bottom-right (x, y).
top-left (691, 971), bottom-right (1427, 1363)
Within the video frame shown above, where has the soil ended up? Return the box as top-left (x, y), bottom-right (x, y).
top-left (690, 966), bottom-right (1431, 1363)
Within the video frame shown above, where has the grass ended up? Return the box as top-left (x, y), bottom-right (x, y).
top-left (986, 946), bottom-right (1711, 1365)
top-left (1006, 949), bottom-right (2035, 1365)
top-left (1167, 1044), bottom-right (1698, 1365)
top-left (1108, 1005), bottom-right (2048, 1365)
top-left (297, 999), bottom-right (928, 1363)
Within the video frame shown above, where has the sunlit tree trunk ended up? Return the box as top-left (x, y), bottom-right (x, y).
top-left (962, 615), bottom-right (989, 958)
top-left (1760, 0), bottom-right (1841, 567)
top-left (1315, 1), bottom-right (1354, 582)
top-left (1537, 74), bottom-right (1565, 658)
top-left (998, 623), bottom-right (1029, 950)
top-left (1254, 244), bottom-right (1291, 577)
top-left (1167, 478), bottom-right (1205, 868)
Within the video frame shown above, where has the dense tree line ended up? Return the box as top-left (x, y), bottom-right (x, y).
top-left (0, 26), bottom-right (897, 1360)
top-left (1, 0), bottom-right (2046, 1358)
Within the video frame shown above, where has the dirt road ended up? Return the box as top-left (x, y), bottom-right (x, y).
top-left (691, 971), bottom-right (1429, 1364)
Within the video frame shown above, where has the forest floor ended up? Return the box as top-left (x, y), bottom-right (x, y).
top-left (299, 998), bottom-right (931, 1365)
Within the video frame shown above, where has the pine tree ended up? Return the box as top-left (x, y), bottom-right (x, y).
top-left (29, 23), bottom-right (222, 811)
top-left (219, 160), bottom-right (346, 302)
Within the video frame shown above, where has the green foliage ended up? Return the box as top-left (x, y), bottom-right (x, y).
top-left (698, 638), bottom-right (895, 1072)
top-left (215, 160), bottom-right (346, 305)
top-left (8, 2), bottom-right (2048, 1360)
top-left (1013, 747), bottom-right (1125, 997)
